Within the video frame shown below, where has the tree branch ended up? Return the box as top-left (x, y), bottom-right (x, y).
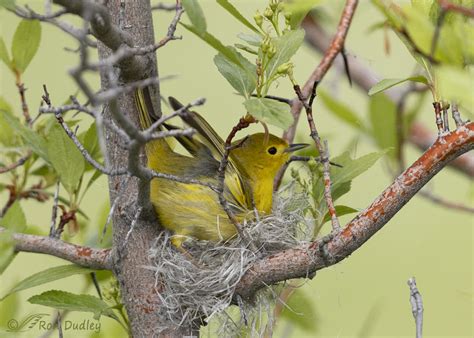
top-left (301, 15), bottom-right (474, 178)
top-left (236, 122), bottom-right (474, 299)
top-left (0, 227), bottom-right (112, 270)
top-left (282, 0), bottom-right (359, 144)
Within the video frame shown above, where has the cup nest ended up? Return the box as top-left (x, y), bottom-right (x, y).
top-left (147, 183), bottom-right (314, 335)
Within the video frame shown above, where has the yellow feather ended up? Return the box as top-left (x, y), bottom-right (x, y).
top-left (135, 88), bottom-right (299, 248)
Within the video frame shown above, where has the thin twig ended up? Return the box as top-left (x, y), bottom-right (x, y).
top-left (451, 103), bottom-right (463, 128)
top-left (217, 116), bottom-right (257, 249)
top-left (302, 17), bottom-right (474, 178)
top-left (57, 312), bottom-right (63, 338)
top-left (15, 79), bottom-right (32, 125)
top-left (288, 155), bottom-right (342, 168)
top-left (0, 151), bottom-right (32, 174)
top-left (438, 0), bottom-right (474, 18)
top-left (294, 83), bottom-right (340, 232)
top-left (432, 102), bottom-right (444, 135)
top-left (407, 277), bottom-right (423, 338)
top-left (276, 0), bottom-right (359, 188)
top-left (49, 181), bottom-right (60, 237)
top-left (90, 272), bottom-right (103, 299)
top-left (419, 190), bottom-right (474, 213)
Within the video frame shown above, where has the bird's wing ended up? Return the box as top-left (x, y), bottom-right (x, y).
top-left (168, 97), bottom-right (251, 210)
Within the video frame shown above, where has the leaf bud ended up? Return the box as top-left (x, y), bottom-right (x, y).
top-left (264, 7), bottom-right (273, 19)
top-left (254, 10), bottom-right (263, 27)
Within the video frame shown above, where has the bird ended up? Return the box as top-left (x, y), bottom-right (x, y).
top-left (134, 87), bottom-right (307, 249)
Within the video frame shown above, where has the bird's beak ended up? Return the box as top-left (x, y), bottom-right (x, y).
top-left (284, 143), bottom-right (309, 153)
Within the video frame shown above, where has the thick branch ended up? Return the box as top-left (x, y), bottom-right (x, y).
top-left (236, 122), bottom-right (474, 299)
top-left (0, 227), bottom-right (112, 270)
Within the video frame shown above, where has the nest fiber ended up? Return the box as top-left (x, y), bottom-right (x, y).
top-left (147, 184), bottom-right (313, 334)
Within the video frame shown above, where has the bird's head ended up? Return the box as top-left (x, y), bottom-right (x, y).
top-left (231, 133), bottom-right (307, 182)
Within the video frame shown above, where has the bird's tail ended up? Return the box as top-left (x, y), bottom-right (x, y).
top-left (134, 87), bottom-right (173, 158)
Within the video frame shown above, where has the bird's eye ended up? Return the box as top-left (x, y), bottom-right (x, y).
top-left (267, 146), bottom-right (277, 155)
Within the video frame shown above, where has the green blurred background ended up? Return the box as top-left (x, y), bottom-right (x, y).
top-left (0, 1), bottom-right (472, 337)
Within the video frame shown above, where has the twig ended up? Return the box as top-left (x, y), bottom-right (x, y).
top-left (301, 17), bottom-right (474, 177)
top-left (49, 181), bottom-right (60, 237)
top-left (86, 3), bottom-right (183, 71)
top-left (407, 277), bottom-right (423, 338)
top-left (13, 5), bottom-right (97, 47)
top-left (287, 155), bottom-right (342, 168)
top-left (276, 0), bottom-right (358, 188)
top-left (293, 83), bottom-right (340, 232)
top-left (53, 107), bottom-right (128, 176)
top-left (0, 151), bottom-right (32, 174)
top-left (217, 116), bottom-right (257, 248)
top-left (90, 272), bottom-right (103, 299)
top-left (432, 102), bottom-right (444, 135)
top-left (442, 103), bottom-right (450, 132)
top-left (451, 103), bottom-right (463, 128)
top-left (0, 226), bottom-right (112, 270)
top-left (15, 80), bottom-right (32, 125)
top-left (438, 0), bottom-right (474, 18)
top-left (419, 189), bottom-right (474, 213)
top-left (282, 0), bottom-right (359, 144)
top-left (57, 311), bottom-right (63, 338)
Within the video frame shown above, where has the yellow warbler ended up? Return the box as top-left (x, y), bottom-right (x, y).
top-left (135, 87), bottom-right (307, 248)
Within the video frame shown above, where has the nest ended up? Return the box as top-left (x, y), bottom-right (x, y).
top-left (147, 184), bottom-right (314, 335)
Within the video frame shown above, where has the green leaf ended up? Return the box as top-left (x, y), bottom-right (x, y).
top-left (11, 19), bottom-right (41, 73)
top-left (280, 288), bottom-right (318, 331)
top-left (0, 289), bottom-right (18, 326)
top-left (84, 170), bottom-right (102, 194)
top-left (214, 48), bottom-right (256, 98)
top-left (237, 33), bottom-right (262, 46)
top-left (0, 37), bottom-right (11, 68)
top-left (0, 99), bottom-right (18, 147)
top-left (331, 180), bottom-right (351, 202)
top-left (1, 265), bottom-right (94, 301)
top-left (283, 0), bottom-right (324, 29)
top-left (28, 290), bottom-right (115, 320)
top-left (80, 123), bottom-right (101, 171)
top-left (312, 151), bottom-right (386, 204)
top-left (369, 94), bottom-right (397, 156)
top-left (331, 151), bottom-right (387, 187)
top-left (181, 0), bottom-right (206, 35)
top-left (368, 76), bottom-right (428, 96)
top-left (321, 205), bottom-right (358, 224)
top-left (30, 164), bottom-right (57, 187)
top-left (0, 109), bottom-right (49, 160)
top-left (180, 22), bottom-right (241, 66)
top-left (436, 65), bottom-right (474, 112)
top-left (0, 231), bottom-right (15, 274)
top-left (319, 90), bottom-right (364, 130)
top-left (0, 201), bottom-right (26, 233)
top-left (46, 123), bottom-right (85, 194)
top-left (217, 0), bottom-right (260, 33)
top-left (243, 97), bottom-right (293, 129)
top-left (265, 29), bottom-right (305, 80)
